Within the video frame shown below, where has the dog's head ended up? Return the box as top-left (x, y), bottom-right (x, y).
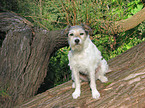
top-left (63, 24), bottom-right (92, 51)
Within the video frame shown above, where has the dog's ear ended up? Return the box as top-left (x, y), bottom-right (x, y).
top-left (81, 23), bottom-right (92, 35)
top-left (61, 25), bottom-right (71, 36)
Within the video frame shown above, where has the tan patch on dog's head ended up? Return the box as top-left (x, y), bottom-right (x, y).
top-left (63, 24), bottom-right (92, 51)
top-left (62, 24), bottom-right (92, 37)
top-left (68, 26), bottom-right (86, 39)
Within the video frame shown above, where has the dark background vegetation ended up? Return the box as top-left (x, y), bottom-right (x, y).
top-left (0, 0), bottom-right (145, 95)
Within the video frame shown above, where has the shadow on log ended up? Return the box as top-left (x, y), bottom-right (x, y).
top-left (17, 41), bottom-right (145, 108)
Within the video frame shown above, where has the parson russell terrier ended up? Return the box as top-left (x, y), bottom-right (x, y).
top-left (63, 24), bottom-right (108, 99)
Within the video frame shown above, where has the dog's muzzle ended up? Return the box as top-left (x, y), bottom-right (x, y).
top-left (75, 39), bottom-right (80, 44)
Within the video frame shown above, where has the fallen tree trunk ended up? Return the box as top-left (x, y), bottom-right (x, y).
top-left (16, 41), bottom-right (145, 108)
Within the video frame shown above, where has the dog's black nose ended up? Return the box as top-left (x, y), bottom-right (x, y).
top-left (75, 39), bottom-right (80, 44)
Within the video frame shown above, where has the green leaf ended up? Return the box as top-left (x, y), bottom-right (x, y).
top-left (131, 4), bottom-right (143, 15)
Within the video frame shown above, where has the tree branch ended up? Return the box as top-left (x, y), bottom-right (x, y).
top-left (98, 7), bottom-right (145, 34)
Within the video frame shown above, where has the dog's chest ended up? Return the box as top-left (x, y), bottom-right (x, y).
top-left (69, 51), bottom-right (93, 73)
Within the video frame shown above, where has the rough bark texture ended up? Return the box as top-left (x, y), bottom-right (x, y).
top-left (17, 41), bottom-right (145, 108)
top-left (0, 12), bottom-right (68, 108)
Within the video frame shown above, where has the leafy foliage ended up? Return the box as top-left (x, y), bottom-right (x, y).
top-left (47, 48), bottom-right (70, 86)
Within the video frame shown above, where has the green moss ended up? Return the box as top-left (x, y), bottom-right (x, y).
top-left (104, 82), bottom-right (112, 86)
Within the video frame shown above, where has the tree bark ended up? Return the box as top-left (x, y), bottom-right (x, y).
top-left (0, 8), bottom-right (145, 108)
top-left (16, 41), bottom-right (145, 108)
top-left (0, 12), bottom-right (68, 108)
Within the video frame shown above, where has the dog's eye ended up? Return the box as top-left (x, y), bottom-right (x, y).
top-left (69, 33), bottom-right (74, 36)
top-left (80, 33), bottom-right (84, 35)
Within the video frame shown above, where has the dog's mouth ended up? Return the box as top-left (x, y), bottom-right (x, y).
top-left (75, 43), bottom-right (80, 45)
top-left (70, 43), bottom-right (83, 51)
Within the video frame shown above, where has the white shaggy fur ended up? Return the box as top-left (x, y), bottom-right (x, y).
top-left (66, 25), bottom-right (108, 99)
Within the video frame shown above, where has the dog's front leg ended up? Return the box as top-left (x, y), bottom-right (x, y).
top-left (89, 68), bottom-right (100, 99)
top-left (72, 69), bottom-right (81, 99)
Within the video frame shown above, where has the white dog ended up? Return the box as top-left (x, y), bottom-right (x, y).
top-left (63, 24), bottom-right (108, 99)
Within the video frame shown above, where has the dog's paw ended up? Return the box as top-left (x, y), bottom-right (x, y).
top-left (72, 82), bottom-right (75, 88)
top-left (72, 90), bottom-right (80, 99)
top-left (92, 90), bottom-right (100, 99)
top-left (99, 76), bottom-right (108, 83)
